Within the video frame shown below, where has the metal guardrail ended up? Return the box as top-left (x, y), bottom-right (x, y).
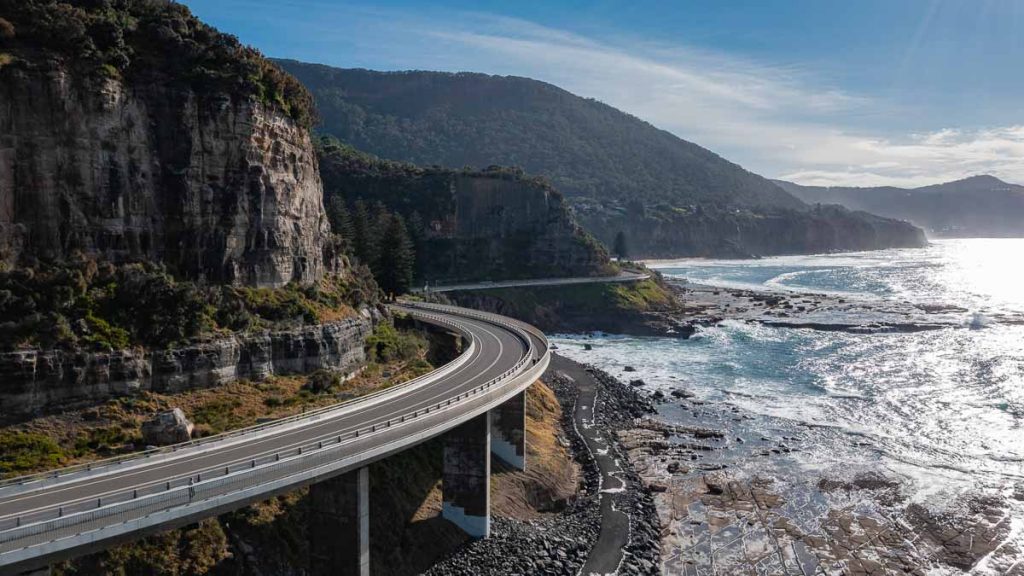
top-left (0, 311), bottom-right (474, 493)
top-left (0, 305), bottom-right (549, 559)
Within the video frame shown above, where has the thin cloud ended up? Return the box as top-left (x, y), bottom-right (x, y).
top-left (779, 126), bottom-right (1024, 187)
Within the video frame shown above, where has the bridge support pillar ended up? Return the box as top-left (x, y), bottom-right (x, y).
top-left (490, 390), bottom-right (526, 470)
top-left (309, 466), bottom-right (370, 576)
top-left (442, 412), bottom-right (491, 538)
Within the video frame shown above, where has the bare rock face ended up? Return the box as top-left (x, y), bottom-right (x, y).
top-left (317, 148), bottom-right (614, 283)
top-left (141, 408), bottom-right (194, 446)
top-left (0, 67), bottom-right (330, 287)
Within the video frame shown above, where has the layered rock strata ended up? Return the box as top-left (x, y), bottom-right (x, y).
top-left (0, 317), bottom-right (371, 418)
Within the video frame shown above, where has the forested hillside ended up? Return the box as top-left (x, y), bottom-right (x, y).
top-left (277, 61), bottom-right (802, 210)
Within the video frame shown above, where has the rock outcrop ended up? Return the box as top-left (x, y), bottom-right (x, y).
top-left (0, 67), bottom-right (330, 287)
top-left (141, 408), bottom-right (195, 446)
top-left (0, 317), bottom-right (371, 419)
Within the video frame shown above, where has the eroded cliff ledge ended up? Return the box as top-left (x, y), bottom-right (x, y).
top-left (0, 316), bottom-right (371, 419)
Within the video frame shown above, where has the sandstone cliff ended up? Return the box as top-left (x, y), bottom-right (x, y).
top-left (0, 68), bottom-right (329, 287)
top-left (318, 140), bottom-right (614, 283)
top-left (0, 1), bottom-right (328, 287)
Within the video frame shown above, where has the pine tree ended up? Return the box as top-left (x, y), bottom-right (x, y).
top-left (351, 199), bottom-right (378, 268)
top-left (613, 230), bottom-right (629, 260)
top-left (376, 214), bottom-right (415, 297)
top-left (326, 195), bottom-right (353, 251)
top-left (365, 202), bottom-right (393, 274)
top-left (406, 211), bottom-right (426, 280)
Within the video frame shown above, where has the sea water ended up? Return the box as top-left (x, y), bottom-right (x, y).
top-left (552, 239), bottom-right (1024, 505)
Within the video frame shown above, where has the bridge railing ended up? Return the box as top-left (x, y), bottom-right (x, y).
top-left (0, 311), bottom-right (474, 493)
top-left (0, 306), bottom-right (549, 556)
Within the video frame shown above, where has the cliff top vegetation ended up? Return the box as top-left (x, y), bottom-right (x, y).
top-left (0, 0), bottom-right (314, 126)
top-left (0, 259), bottom-right (380, 351)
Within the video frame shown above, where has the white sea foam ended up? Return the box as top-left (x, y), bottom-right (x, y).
top-left (559, 239), bottom-right (1024, 505)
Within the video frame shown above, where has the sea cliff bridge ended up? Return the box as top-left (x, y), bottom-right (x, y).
top-left (0, 302), bottom-right (550, 575)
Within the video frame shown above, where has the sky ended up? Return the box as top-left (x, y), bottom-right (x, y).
top-left (182, 0), bottom-right (1024, 188)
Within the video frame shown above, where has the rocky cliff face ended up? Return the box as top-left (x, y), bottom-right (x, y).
top-left (318, 143), bottom-right (613, 283)
top-left (436, 174), bottom-right (610, 282)
top-left (572, 201), bottom-right (927, 258)
top-left (0, 316), bottom-right (371, 419)
top-left (0, 67), bottom-right (329, 287)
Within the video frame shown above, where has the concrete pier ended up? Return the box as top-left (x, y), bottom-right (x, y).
top-left (490, 390), bottom-right (527, 470)
top-left (309, 467), bottom-right (370, 576)
top-left (442, 412), bottom-right (491, 538)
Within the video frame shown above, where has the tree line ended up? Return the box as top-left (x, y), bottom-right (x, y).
top-left (326, 196), bottom-right (423, 297)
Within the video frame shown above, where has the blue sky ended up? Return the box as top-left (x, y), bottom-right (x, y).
top-left (182, 0), bottom-right (1024, 187)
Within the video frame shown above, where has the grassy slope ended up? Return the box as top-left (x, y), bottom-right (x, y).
top-left (444, 274), bottom-right (682, 336)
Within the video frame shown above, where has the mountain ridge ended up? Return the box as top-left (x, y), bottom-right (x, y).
top-left (775, 176), bottom-right (1024, 238)
top-left (275, 60), bottom-right (806, 211)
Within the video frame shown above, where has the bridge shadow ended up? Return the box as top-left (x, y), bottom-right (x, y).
top-left (367, 437), bottom-right (468, 575)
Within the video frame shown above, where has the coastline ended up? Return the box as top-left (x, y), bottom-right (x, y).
top-left (549, 249), bottom-right (1024, 575)
top-left (423, 357), bottom-right (662, 575)
top-left (552, 341), bottom-right (1024, 575)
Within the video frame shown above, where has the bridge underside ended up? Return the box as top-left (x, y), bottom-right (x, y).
top-left (309, 467), bottom-right (370, 576)
top-left (304, 390), bottom-right (529, 572)
top-left (303, 306), bottom-right (531, 573)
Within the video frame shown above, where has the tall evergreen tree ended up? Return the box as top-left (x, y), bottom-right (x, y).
top-left (351, 199), bottom-right (378, 268)
top-left (326, 195), bottom-right (354, 251)
top-left (406, 210), bottom-right (426, 280)
top-left (369, 201), bottom-right (391, 269)
top-left (376, 214), bottom-right (415, 297)
top-left (613, 230), bottom-right (629, 260)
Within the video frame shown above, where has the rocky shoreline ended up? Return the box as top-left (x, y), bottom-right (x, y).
top-left (610, 386), bottom-right (1024, 575)
top-left (424, 362), bottom-right (662, 575)
top-left (669, 280), bottom-right (1024, 335)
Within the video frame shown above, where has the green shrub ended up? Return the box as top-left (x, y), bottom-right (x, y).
top-left (190, 398), bottom-right (243, 435)
top-left (0, 431), bottom-right (66, 477)
top-left (73, 426), bottom-right (138, 456)
top-left (365, 322), bottom-right (425, 363)
top-left (82, 311), bottom-right (130, 350)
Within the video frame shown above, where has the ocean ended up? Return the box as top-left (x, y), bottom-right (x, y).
top-left (552, 239), bottom-right (1024, 529)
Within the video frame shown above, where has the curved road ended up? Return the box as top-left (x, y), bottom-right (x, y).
top-left (416, 271), bottom-right (650, 294)
top-left (0, 303), bottom-right (549, 573)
